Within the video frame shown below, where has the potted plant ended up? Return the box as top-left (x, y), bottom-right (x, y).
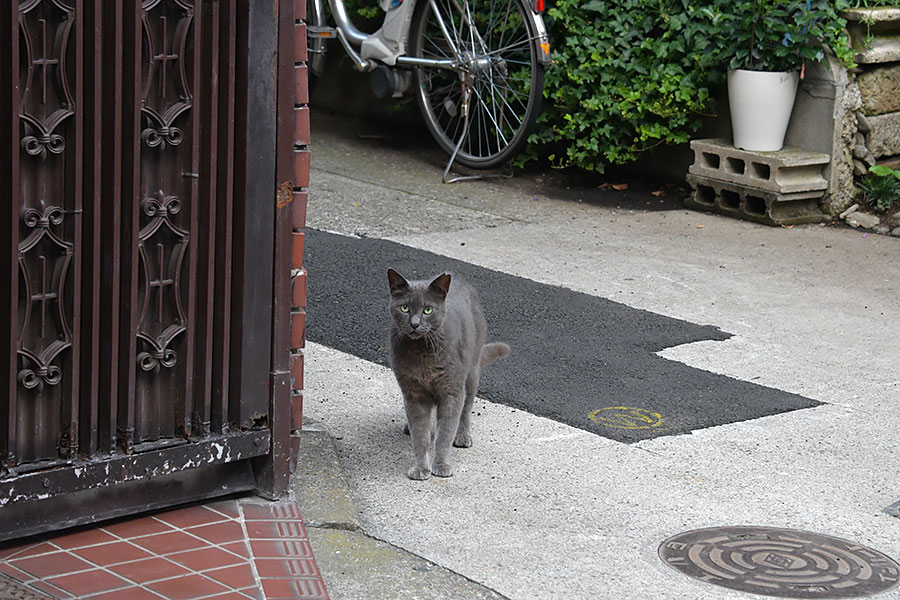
top-left (708, 1), bottom-right (854, 152)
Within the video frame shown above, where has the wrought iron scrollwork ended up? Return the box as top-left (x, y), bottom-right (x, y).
top-left (136, 191), bottom-right (189, 376)
top-left (141, 124), bottom-right (183, 148)
top-left (14, 1), bottom-right (76, 410)
top-left (137, 348), bottom-right (178, 372)
top-left (141, 194), bottom-right (181, 217)
top-left (22, 206), bottom-right (65, 229)
top-left (21, 132), bottom-right (66, 157)
top-left (140, 4), bottom-right (193, 149)
top-left (18, 364), bottom-right (63, 391)
top-left (16, 343), bottom-right (69, 393)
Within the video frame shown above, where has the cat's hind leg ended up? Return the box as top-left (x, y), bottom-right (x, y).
top-left (453, 368), bottom-right (480, 448)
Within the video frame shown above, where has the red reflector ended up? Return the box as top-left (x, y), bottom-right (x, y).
top-left (534, 0), bottom-right (545, 12)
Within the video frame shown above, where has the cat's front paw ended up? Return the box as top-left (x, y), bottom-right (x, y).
top-left (453, 433), bottom-right (473, 448)
top-left (407, 465), bottom-right (432, 480)
top-left (431, 462), bottom-right (454, 477)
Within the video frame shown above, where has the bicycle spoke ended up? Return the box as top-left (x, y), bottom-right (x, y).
top-left (470, 84), bottom-right (510, 147)
top-left (429, 0), bottom-right (463, 58)
top-left (411, 0), bottom-right (544, 167)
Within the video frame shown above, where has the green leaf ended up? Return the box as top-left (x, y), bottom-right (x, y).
top-left (869, 164), bottom-right (900, 180)
top-left (580, 0), bottom-right (605, 12)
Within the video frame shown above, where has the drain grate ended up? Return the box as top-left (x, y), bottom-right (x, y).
top-left (659, 526), bottom-right (900, 599)
top-left (0, 573), bottom-right (57, 600)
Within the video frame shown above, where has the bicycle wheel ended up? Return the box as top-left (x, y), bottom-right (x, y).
top-left (408, 0), bottom-right (545, 169)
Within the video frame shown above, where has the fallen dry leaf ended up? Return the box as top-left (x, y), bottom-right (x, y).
top-left (611, 183), bottom-right (629, 191)
top-left (651, 190), bottom-right (664, 197)
top-left (696, 224), bottom-right (704, 229)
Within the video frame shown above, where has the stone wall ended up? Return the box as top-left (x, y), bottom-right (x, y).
top-left (846, 9), bottom-right (900, 179)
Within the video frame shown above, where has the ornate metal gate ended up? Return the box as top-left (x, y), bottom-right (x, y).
top-left (0, 0), bottom-right (300, 541)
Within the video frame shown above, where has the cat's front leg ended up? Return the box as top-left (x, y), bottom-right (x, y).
top-left (403, 397), bottom-right (433, 480)
top-left (432, 390), bottom-right (466, 477)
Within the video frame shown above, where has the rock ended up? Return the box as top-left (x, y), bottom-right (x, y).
top-left (862, 112), bottom-right (900, 157)
top-left (865, 151), bottom-right (877, 167)
top-left (857, 64), bottom-right (900, 115)
top-left (839, 203), bottom-right (860, 219)
top-left (892, 226), bottom-right (900, 236)
top-left (853, 143), bottom-right (870, 160)
top-left (854, 159), bottom-right (869, 176)
top-left (875, 156), bottom-right (900, 170)
top-left (844, 9), bottom-right (900, 64)
top-left (858, 111), bottom-right (872, 134)
top-left (875, 223), bottom-right (891, 235)
top-left (859, 212), bottom-right (882, 229)
top-left (845, 211), bottom-right (881, 229)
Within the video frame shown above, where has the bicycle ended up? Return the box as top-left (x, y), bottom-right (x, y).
top-left (306, 0), bottom-right (551, 172)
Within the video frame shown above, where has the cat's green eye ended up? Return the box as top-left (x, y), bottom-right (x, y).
top-left (400, 305), bottom-right (410, 313)
top-left (423, 306), bottom-right (433, 315)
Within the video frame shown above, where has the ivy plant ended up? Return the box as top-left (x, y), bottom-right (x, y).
top-left (519, 0), bottom-right (730, 172)
top-left (518, 0), bottom-right (856, 173)
top-left (707, 0), bottom-right (855, 72)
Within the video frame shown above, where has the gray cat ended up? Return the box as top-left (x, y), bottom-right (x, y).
top-left (387, 269), bottom-right (509, 480)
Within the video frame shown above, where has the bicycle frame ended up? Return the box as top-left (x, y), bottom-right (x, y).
top-left (309, 0), bottom-right (552, 174)
top-left (308, 0), bottom-right (551, 77)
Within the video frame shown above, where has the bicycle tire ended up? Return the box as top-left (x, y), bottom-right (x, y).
top-left (408, 0), bottom-right (545, 169)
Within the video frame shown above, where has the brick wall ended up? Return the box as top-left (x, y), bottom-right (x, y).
top-left (291, 0), bottom-right (310, 436)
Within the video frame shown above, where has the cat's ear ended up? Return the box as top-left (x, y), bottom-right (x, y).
top-left (387, 269), bottom-right (409, 296)
top-left (429, 273), bottom-right (452, 299)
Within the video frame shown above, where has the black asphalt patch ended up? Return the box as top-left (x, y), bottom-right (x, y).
top-left (304, 229), bottom-right (821, 443)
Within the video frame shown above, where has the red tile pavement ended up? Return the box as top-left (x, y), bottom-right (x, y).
top-left (183, 521), bottom-right (247, 546)
top-left (0, 497), bottom-right (329, 600)
top-left (72, 541), bottom-right (155, 566)
top-left (107, 556), bottom-right (192, 584)
top-left (132, 531), bottom-right (213, 556)
top-left (46, 569), bottom-right (132, 596)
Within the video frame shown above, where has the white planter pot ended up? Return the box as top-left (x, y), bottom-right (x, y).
top-left (728, 69), bottom-right (800, 152)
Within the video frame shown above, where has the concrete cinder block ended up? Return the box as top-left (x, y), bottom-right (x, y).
top-left (686, 174), bottom-right (828, 226)
top-left (689, 139), bottom-right (829, 194)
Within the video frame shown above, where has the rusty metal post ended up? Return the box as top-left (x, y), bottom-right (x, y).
top-left (256, 0), bottom-right (299, 499)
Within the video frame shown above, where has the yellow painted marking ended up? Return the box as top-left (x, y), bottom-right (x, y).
top-left (588, 406), bottom-right (663, 430)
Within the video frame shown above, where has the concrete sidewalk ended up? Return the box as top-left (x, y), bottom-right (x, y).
top-left (297, 110), bottom-right (900, 599)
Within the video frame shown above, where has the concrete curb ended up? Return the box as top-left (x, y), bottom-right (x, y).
top-left (294, 429), bottom-right (508, 600)
top-left (294, 429), bottom-right (363, 532)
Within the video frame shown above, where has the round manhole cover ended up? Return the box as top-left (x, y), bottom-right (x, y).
top-left (659, 526), bottom-right (900, 598)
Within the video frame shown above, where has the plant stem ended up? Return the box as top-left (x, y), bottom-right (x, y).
top-left (750, 0), bottom-right (758, 70)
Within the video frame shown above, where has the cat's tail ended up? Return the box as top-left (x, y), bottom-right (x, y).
top-left (480, 342), bottom-right (510, 367)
